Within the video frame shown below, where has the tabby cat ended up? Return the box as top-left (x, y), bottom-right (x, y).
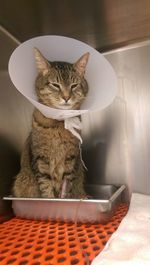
top-left (12, 48), bottom-right (89, 198)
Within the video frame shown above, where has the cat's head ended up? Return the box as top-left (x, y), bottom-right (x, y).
top-left (34, 48), bottom-right (89, 110)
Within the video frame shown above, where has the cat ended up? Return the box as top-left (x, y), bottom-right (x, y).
top-left (12, 48), bottom-right (89, 198)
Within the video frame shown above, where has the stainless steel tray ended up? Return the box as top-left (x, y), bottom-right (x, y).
top-left (3, 185), bottom-right (125, 223)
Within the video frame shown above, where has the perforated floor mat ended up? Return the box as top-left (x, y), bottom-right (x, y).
top-left (0, 204), bottom-right (128, 265)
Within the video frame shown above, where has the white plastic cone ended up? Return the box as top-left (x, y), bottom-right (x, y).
top-left (8, 35), bottom-right (117, 120)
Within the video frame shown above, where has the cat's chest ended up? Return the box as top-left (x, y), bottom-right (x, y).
top-left (32, 119), bottom-right (78, 146)
top-left (32, 110), bottom-right (79, 155)
top-left (31, 123), bottom-right (80, 163)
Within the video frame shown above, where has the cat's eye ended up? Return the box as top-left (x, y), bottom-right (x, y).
top-left (71, 83), bottom-right (78, 90)
top-left (51, 83), bottom-right (61, 90)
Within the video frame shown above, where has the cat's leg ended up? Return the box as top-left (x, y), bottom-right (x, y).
top-left (61, 161), bottom-right (86, 199)
top-left (12, 169), bottom-right (40, 197)
top-left (55, 152), bottom-right (86, 198)
top-left (12, 136), bottom-right (40, 198)
top-left (37, 176), bottom-right (55, 198)
top-left (34, 158), bottom-right (55, 198)
top-left (65, 171), bottom-right (86, 199)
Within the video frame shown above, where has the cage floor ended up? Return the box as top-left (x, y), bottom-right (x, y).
top-left (0, 204), bottom-right (128, 265)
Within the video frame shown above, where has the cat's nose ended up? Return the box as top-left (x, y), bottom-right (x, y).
top-left (62, 95), bottom-right (70, 103)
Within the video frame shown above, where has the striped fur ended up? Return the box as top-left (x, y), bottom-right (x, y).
top-left (12, 50), bottom-right (89, 198)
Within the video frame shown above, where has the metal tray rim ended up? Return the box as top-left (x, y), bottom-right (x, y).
top-left (3, 196), bottom-right (109, 203)
top-left (3, 185), bottom-right (125, 204)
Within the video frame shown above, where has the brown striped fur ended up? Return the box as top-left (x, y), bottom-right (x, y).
top-left (12, 49), bottom-right (89, 198)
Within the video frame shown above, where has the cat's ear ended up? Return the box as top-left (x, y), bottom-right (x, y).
top-left (74, 52), bottom-right (89, 76)
top-left (34, 47), bottom-right (50, 75)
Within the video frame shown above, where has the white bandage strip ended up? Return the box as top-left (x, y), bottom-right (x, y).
top-left (64, 117), bottom-right (87, 170)
top-left (64, 117), bottom-right (83, 143)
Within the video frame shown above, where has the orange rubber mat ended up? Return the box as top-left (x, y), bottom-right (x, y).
top-left (0, 204), bottom-right (128, 265)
